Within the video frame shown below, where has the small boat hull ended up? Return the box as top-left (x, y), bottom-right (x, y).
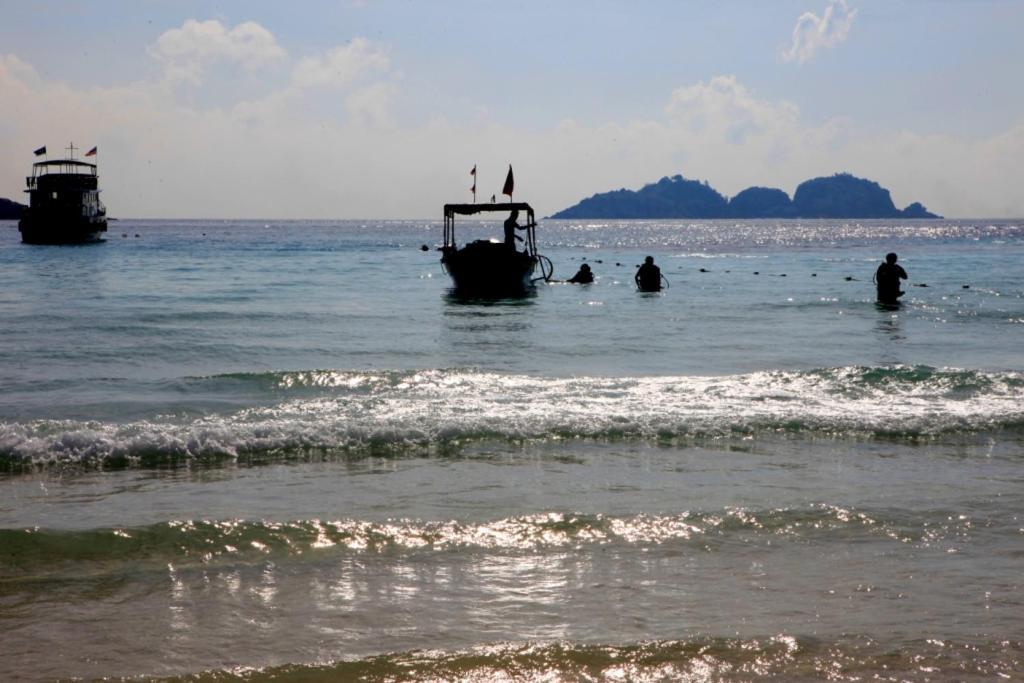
top-left (442, 241), bottom-right (537, 295)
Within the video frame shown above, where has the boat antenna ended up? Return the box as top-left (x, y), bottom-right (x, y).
top-left (66, 142), bottom-right (79, 160)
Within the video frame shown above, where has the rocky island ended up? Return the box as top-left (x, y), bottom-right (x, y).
top-left (0, 197), bottom-right (27, 220)
top-left (551, 172), bottom-right (940, 219)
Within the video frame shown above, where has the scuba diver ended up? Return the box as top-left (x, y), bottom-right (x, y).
top-left (874, 252), bottom-right (908, 304)
top-left (635, 256), bottom-right (662, 291)
top-left (567, 263), bottom-right (594, 284)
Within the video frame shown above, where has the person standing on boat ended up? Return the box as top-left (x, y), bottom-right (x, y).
top-left (874, 252), bottom-right (908, 304)
top-left (635, 256), bottom-right (662, 291)
top-left (504, 210), bottom-right (525, 250)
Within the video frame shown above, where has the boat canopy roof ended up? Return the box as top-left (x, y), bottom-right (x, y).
top-left (31, 159), bottom-right (97, 177)
top-left (33, 159), bottom-right (96, 169)
top-left (444, 202), bottom-right (533, 218)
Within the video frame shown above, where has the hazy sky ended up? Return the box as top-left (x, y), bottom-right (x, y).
top-left (2, 1), bottom-right (1022, 218)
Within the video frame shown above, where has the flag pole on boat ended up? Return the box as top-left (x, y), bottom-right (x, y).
top-left (502, 164), bottom-right (514, 203)
top-left (470, 164), bottom-right (477, 203)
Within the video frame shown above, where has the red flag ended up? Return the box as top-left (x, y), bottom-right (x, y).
top-left (85, 146), bottom-right (97, 157)
top-left (33, 146), bottom-right (46, 156)
top-left (470, 165), bottom-right (476, 176)
top-left (502, 165), bottom-right (514, 198)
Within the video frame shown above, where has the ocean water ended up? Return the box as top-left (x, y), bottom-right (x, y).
top-left (1, 217), bottom-right (1022, 681)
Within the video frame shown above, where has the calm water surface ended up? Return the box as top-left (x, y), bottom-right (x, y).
top-left (1, 218), bottom-right (1022, 681)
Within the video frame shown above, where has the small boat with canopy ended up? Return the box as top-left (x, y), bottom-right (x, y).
top-left (440, 202), bottom-right (553, 295)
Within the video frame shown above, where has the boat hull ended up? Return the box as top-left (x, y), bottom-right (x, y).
top-left (442, 241), bottom-right (537, 295)
top-left (18, 214), bottom-right (107, 245)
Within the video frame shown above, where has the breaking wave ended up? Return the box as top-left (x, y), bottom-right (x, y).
top-left (2, 366), bottom-right (1023, 468)
top-left (144, 636), bottom-right (1024, 682)
top-left (0, 504), bottom-right (988, 580)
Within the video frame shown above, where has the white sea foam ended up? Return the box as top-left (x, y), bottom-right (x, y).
top-left (2, 366), bottom-right (1022, 465)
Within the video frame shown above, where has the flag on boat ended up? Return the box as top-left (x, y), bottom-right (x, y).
top-left (490, 194), bottom-right (496, 203)
top-left (85, 146), bottom-right (97, 157)
top-left (470, 165), bottom-right (476, 176)
top-left (33, 146), bottom-right (46, 156)
top-left (502, 165), bottom-right (514, 198)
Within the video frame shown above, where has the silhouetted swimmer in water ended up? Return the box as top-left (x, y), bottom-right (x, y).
top-left (874, 252), bottom-right (908, 304)
top-left (567, 263), bottom-right (594, 283)
top-left (503, 210), bottom-right (524, 250)
top-left (635, 256), bottom-right (662, 291)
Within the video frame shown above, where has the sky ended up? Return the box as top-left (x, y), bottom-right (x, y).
top-left (1, 0), bottom-right (1022, 219)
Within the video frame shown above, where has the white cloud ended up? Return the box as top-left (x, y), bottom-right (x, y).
top-left (0, 54), bottom-right (40, 87)
top-left (666, 75), bottom-right (800, 143)
top-left (223, 38), bottom-right (396, 127)
top-left (151, 19), bottom-right (287, 84)
top-left (291, 38), bottom-right (389, 89)
top-left (345, 83), bottom-right (398, 127)
top-left (781, 0), bottom-right (858, 64)
top-left (2, 46), bottom-right (1021, 219)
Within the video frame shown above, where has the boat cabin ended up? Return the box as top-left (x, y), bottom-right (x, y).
top-left (443, 202), bottom-right (539, 257)
top-left (26, 160), bottom-right (104, 216)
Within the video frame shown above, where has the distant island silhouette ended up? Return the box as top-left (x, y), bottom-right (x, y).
top-left (3, 171), bottom-right (942, 221)
top-left (551, 172), bottom-right (941, 219)
top-left (0, 197), bottom-right (27, 220)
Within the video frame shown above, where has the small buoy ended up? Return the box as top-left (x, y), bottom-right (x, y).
top-left (121, 233), bottom-right (127, 238)
top-left (595, 259), bottom-right (603, 264)
top-left (753, 271), bottom-right (760, 275)
top-left (915, 283), bottom-right (928, 288)
top-left (779, 274), bottom-right (787, 277)
top-left (844, 276), bottom-right (855, 281)
top-left (699, 268), bottom-right (709, 273)
top-left (420, 244), bottom-right (429, 251)
top-left (615, 262), bottom-right (622, 266)
top-left (962, 284), bottom-right (970, 289)
top-left (134, 234), bottom-right (140, 238)
top-left (811, 273), bottom-right (817, 277)
top-left (725, 270), bottom-right (730, 273)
